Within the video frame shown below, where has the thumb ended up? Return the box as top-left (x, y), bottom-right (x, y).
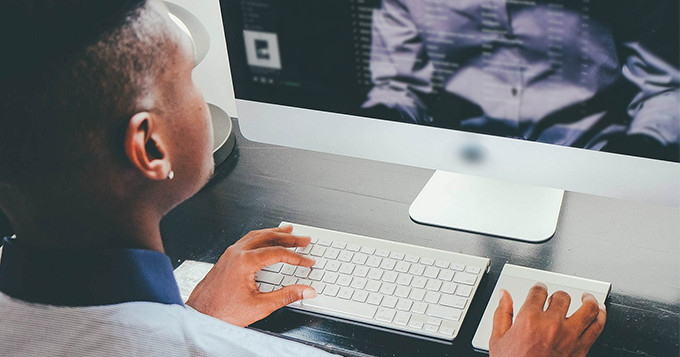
top-left (490, 289), bottom-right (514, 343)
top-left (261, 284), bottom-right (317, 309)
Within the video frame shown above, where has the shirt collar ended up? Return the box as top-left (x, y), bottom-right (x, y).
top-left (0, 236), bottom-right (183, 307)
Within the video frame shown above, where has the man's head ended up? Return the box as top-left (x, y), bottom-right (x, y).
top-left (0, 0), bottom-right (214, 246)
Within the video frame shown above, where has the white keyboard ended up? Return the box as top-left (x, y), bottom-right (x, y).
top-left (255, 222), bottom-right (490, 341)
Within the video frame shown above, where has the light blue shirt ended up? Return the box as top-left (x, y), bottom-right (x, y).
top-left (0, 237), bottom-right (333, 356)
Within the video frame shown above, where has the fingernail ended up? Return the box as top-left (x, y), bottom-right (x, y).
top-left (582, 292), bottom-right (595, 301)
top-left (599, 302), bottom-right (606, 311)
top-left (303, 289), bottom-right (317, 299)
top-left (535, 282), bottom-right (547, 289)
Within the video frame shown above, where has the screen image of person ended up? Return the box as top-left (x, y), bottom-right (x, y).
top-left (362, 0), bottom-right (679, 162)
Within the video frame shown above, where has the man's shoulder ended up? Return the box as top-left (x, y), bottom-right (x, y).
top-left (0, 293), bottom-right (333, 356)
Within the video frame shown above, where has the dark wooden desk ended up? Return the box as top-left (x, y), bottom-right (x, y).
top-left (161, 119), bottom-right (679, 357)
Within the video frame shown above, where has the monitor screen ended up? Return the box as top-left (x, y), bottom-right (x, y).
top-left (219, 0), bottom-right (679, 206)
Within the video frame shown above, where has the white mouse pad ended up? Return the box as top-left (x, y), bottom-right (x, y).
top-left (472, 264), bottom-right (611, 352)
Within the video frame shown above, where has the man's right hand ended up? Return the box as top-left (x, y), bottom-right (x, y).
top-left (489, 283), bottom-right (607, 357)
top-left (186, 225), bottom-right (317, 327)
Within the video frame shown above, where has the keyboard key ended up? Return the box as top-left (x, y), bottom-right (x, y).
top-left (323, 272), bottom-right (339, 284)
top-left (375, 249), bottom-right (390, 257)
top-left (381, 296), bottom-right (398, 308)
top-left (441, 282), bottom-right (457, 294)
top-left (297, 279), bottom-right (312, 286)
top-left (308, 270), bottom-right (324, 281)
top-left (396, 273), bottom-right (413, 286)
top-left (427, 317), bottom-right (442, 327)
top-left (346, 244), bottom-right (361, 252)
top-left (382, 271), bottom-right (398, 283)
top-left (281, 276), bottom-right (297, 286)
top-left (323, 248), bottom-right (340, 260)
top-left (262, 263), bottom-right (283, 273)
top-left (409, 289), bottom-right (426, 301)
top-left (404, 254), bottom-right (419, 263)
top-left (395, 286), bottom-right (411, 298)
top-left (451, 263), bottom-right (465, 271)
top-left (375, 308), bottom-right (396, 322)
top-left (366, 280), bottom-right (382, 292)
top-left (300, 294), bottom-right (377, 319)
top-left (367, 268), bottom-right (383, 280)
top-left (331, 241), bottom-right (346, 249)
top-left (353, 266), bottom-right (369, 278)
top-left (409, 264), bottom-right (426, 276)
top-left (395, 261), bottom-right (411, 273)
top-left (424, 266), bottom-right (440, 278)
top-left (440, 295), bottom-right (467, 309)
top-left (466, 265), bottom-right (482, 275)
top-left (351, 253), bottom-right (368, 265)
top-left (337, 275), bottom-right (352, 287)
top-left (456, 285), bottom-right (473, 297)
top-left (389, 252), bottom-right (405, 260)
top-left (394, 311), bottom-right (411, 326)
top-left (338, 251), bottom-right (354, 262)
top-left (310, 281), bottom-right (326, 294)
top-left (453, 272), bottom-right (477, 285)
top-left (256, 271), bottom-right (284, 285)
top-left (310, 246), bottom-right (327, 257)
top-left (426, 279), bottom-right (442, 291)
top-left (259, 283), bottom-right (275, 293)
top-left (294, 267), bottom-right (311, 278)
top-left (396, 299), bottom-right (412, 311)
top-left (420, 257), bottom-right (435, 266)
top-left (427, 305), bottom-right (463, 321)
top-left (379, 259), bottom-right (397, 270)
top-left (325, 261), bottom-right (341, 272)
top-left (424, 291), bottom-right (441, 304)
top-left (439, 322), bottom-right (456, 336)
top-left (366, 256), bottom-right (382, 267)
top-left (296, 245), bottom-right (313, 255)
top-left (352, 290), bottom-right (369, 303)
top-left (367, 293), bottom-right (383, 305)
top-left (312, 259), bottom-right (327, 270)
top-left (438, 270), bottom-right (455, 282)
top-left (412, 277), bottom-right (427, 289)
top-left (318, 239), bottom-right (332, 247)
top-left (338, 287), bottom-right (354, 300)
top-left (434, 260), bottom-right (450, 269)
top-left (379, 283), bottom-right (396, 295)
top-left (323, 285), bottom-right (339, 297)
top-left (351, 278), bottom-right (368, 290)
top-left (339, 263), bottom-right (355, 275)
top-left (425, 324), bottom-right (439, 332)
top-left (281, 264), bottom-right (297, 276)
top-left (360, 246), bottom-right (375, 254)
top-left (412, 302), bottom-right (428, 314)
top-left (408, 314), bottom-right (427, 329)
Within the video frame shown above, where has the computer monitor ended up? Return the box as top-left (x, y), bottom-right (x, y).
top-left (218, 0), bottom-right (679, 242)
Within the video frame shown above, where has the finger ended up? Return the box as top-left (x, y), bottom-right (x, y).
top-left (517, 282), bottom-right (549, 317)
top-left (573, 301), bottom-right (607, 356)
top-left (233, 225), bottom-right (294, 246)
top-left (259, 284), bottom-right (317, 311)
top-left (568, 292), bottom-right (601, 331)
top-left (490, 289), bottom-right (514, 343)
top-left (545, 290), bottom-right (571, 318)
top-left (244, 232), bottom-right (311, 250)
top-left (250, 246), bottom-right (315, 270)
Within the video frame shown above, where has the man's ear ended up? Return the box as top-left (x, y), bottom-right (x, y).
top-left (124, 112), bottom-right (172, 181)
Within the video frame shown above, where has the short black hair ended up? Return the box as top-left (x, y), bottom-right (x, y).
top-left (0, 0), bottom-right (177, 185)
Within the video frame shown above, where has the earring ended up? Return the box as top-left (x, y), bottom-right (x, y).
top-left (168, 170), bottom-right (175, 180)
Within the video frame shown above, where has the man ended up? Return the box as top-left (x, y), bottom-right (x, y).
top-left (0, 1), bottom-right (605, 356)
top-left (363, 0), bottom-right (679, 161)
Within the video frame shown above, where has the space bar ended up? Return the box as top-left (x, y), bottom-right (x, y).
top-left (290, 295), bottom-right (378, 319)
